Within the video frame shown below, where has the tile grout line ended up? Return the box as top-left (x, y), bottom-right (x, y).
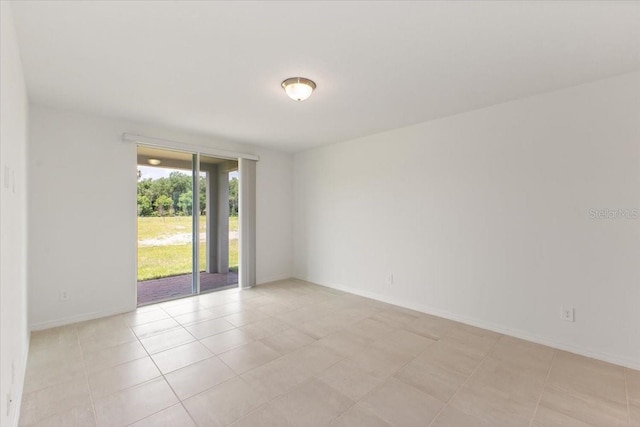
top-left (126, 307), bottom-right (202, 426)
top-left (308, 316), bottom-right (449, 426)
top-left (134, 297), bottom-right (274, 426)
top-left (76, 325), bottom-right (100, 427)
top-left (426, 332), bottom-right (503, 427)
top-left (527, 348), bottom-right (557, 427)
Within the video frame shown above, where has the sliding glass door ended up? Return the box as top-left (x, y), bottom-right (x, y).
top-left (136, 147), bottom-right (238, 306)
top-left (197, 156), bottom-right (239, 294)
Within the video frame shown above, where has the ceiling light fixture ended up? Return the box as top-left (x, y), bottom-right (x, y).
top-left (148, 158), bottom-right (162, 166)
top-left (281, 77), bottom-right (316, 101)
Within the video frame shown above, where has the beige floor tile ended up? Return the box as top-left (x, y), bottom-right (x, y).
top-left (370, 328), bottom-right (435, 358)
top-left (534, 385), bottom-right (629, 427)
top-left (347, 344), bottom-right (410, 379)
top-left (236, 317), bottom-right (289, 341)
top-left (270, 378), bottom-right (354, 427)
top-left (287, 344), bottom-right (344, 376)
top-left (165, 356), bottom-right (236, 400)
top-left (28, 325), bottom-right (79, 356)
top-left (329, 404), bottom-right (392, 427)
top-left (547, 351), bottom-right (627, 405)
top-left (404, 314), bottom-right (453, 340)
top-left (442, 324), bottom-right (500, 359)
top-left (252, 300), bottom-right (298, 317)
top-left (218, 341), bottom-right (282, 374)
top-left (228, 404), bottom-right (295, 427)
top-left (260, 328), bottom-right (316, 355)
top-left (83, 340), bottom-right (147, 374)
top-left (206, 301), bottom-right (245, 317)
top-left (451, 388), bottom-right (535, 427)
top-left (121, 308), bottom-right (170, 326)
top-left (21, 404), bottom-right (95, 427)
top-left (88, 357), bottom-right (160, 398)
top-left (241, 354), bottom-right (313, 401)
top-left (316, 359), bottom-right (383, 401)
top-left (241, 345), bottom-right (342, 400)
top-left (173, 309), bottom-right (221, 326)
top-left (532, 404), bottom-right (599, 427)
top-left (151, 341), bottom-right (212, 374)
top-left (275, 306), bottom-right (324, 327)
top-left (360, 377), bottom-right (445, 427)
top-left (183, 377), bottom-right (266, 427)
top-left (346, 318), bottom-right (396, 342)
top-left (140, 328), bottom-right (195, 354)
top-left (413, 338), bottom-right (484, 377)
top-left (295, 316), bottom-right (345, 339)
top-left (163, 301), bottom-right (207, 317)
top-left (430, 405), bottom-right (494, 427)
top-left (449, 355), bottom-right (545, 427)
top-left (93, 377), bottom-right (178, 426)
top-left (131, 318), bottom-right (180, 339)
top-left (129, 404), bottom-right (196, 427)
top-left (489, 336), bottom-right (555, 372)
top-left (79, 327), bottom-right (138, 353)
top-left (184, 317), bottom-right (235, 339)
top-left (23, 351), bottom-right (85, 394)
top-left (19, 377), bottom-right (92, 426)
top-left (20, 280), bottom-right (638, 427)
top-left (198, 293), bottom-right (242, 309)
top-left (314, 330), bottom-right (372, 358)
top-left (200, 328), bottom-right (254, 354)
top-left (240, 295), bottom-right (280, 308)
top-left (370, 308), bottom-right (420, 329)
top-left (626, 367), bottom-right (640, 405)
top-left (394, 358), bottom-right (467, 402)
top-left (134, 304), bottom-right (166, 314)
top-left (630, 404), bottom-right (640, 427)
top-left (77, 315), bottom-right (130, 340)
top-left (466, 356), bottom-right (548, 403)
top-left (224, 309), bottom-right (269, 327)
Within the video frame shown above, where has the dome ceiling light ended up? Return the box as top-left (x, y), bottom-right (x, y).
top-left (147, 158), bottom-right (162, 166)
top-left (281, 77), bottom-right (316, 101)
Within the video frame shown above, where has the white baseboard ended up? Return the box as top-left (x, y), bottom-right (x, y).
top-left (296, 276), bottom-right (640, 371)
top-left (30, 304), bottom-right (136, 331)
top-left (257, 274), bottom-right (293, 286)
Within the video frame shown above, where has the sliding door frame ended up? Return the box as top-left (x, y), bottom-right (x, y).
top-left (129, 133), bottom-right (258, 305)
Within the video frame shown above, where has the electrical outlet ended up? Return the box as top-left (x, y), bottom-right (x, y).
top-left (386, 274), bottom-right (394, 285)
top-left (59, 290), bottom-right (70, 301)
top-left (561, 306), bottom-right (575, 322)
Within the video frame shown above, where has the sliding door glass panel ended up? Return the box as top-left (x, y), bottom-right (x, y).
top-left (137, 147), bottom-right (194, 305)
top-left (198, 155), bottom-right (239, 293)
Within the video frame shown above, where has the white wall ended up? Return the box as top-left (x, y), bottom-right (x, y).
top-left (294, 72), bottom-right (640, 369)
top-left (29, 106), bottom-right (293, 329)
top-left (0, 1), bottom-right (30, 425)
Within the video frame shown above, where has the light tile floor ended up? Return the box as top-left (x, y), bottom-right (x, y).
top-left (19, 279), bottom-right (640, 427)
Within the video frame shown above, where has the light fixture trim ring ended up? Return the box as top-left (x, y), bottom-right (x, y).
top-left (281, 77), bottom-right (317, 101)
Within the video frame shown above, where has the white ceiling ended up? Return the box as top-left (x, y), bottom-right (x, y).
top-left (10, 1), bottom-right (640, 152)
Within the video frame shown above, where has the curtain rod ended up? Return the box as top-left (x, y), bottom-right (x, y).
top-left (122, 133), bottom-right (260, 161)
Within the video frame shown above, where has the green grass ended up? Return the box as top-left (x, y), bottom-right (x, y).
top-left (137, 216), bottom-right (239, 281)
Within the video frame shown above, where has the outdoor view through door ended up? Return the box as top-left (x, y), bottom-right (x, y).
top-left (136, 146), bottom-right (239, 305)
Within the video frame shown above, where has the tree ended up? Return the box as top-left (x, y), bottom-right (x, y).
top-left (229, 177), bottom-right (239, 216)
top-left (137, 194), bottom-right (153, 216)
top-left (178, 191), bottom-right (193, 216)
top-left (155, 194), bottom-right (173, 218)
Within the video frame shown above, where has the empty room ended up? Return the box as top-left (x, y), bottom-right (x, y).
top-left (1, 1), bottom-right (639, 426)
